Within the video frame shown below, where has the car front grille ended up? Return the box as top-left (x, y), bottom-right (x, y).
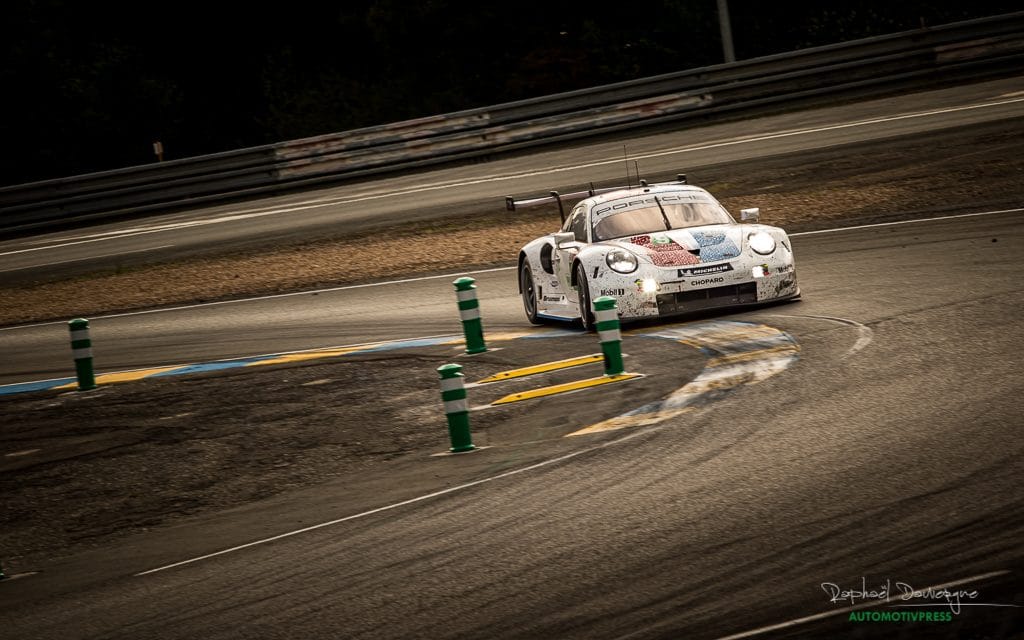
top-left (656, 282), bottom-right (758, 314)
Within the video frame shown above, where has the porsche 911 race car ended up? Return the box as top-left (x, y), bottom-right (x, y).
top-left (507, 175), bottom-right (799, 329)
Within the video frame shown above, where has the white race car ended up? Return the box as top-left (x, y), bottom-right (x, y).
top-left (508, 175), bottom-right (799, 329)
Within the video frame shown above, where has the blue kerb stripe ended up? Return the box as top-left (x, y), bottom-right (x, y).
top-left (347, 336), bottom-right (457, 354)
top-left (154, 337), bottom-right (461, 375)
top-left (0, 330), bottom-right (581, 397)
top-left (535, 313), bottom-right (576, 324)
top-left (150, 356), bottom-right (275, 377)
top-left (520, 326), bottom-right (584, 337)
top-left (0, 378), bottom-right (76, 396)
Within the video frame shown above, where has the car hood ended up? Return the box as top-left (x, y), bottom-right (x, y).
top-left (603, 225), bottom-right (744, 267)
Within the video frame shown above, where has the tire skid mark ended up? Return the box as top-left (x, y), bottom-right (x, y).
top-left (763, 313), bottom-right (873, 359)
top-left (568, 321), bottom-right (800, 436)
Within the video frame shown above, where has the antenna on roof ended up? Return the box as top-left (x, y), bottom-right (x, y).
top-left (634, 160), bottom-right (641, 186)
top-left (623, 145), bottom-right (631, 189)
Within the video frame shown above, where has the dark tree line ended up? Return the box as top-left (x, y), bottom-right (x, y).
top-left (0, 0), bottom-right (1017, 185)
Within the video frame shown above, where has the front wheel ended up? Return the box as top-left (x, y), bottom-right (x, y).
top-left (519, 263), bottom-right (541, 325)
top-left (574, 262), bottom-right (595, 331)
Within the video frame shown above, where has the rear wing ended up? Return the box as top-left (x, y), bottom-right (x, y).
top-left (505, 174), bottom-right (688, 223)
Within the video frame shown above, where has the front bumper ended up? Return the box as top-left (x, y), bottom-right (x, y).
top-left (655, 281), bottom-right (758, 314)
top-left (611, 261), bottom-right (799, 320)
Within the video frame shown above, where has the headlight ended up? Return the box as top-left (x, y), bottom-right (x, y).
top-left (748, 232), bottom-right (776, 255)
top-left (606, 249), bottom-right (638, 273)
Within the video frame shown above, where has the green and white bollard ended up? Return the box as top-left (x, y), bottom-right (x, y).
top-left (593, 296), bottom-right (625, 376)
top-left (437, 363), bottom-right (475, 453)
top-left (68, 318), bottom-right (97, 391)
top-left (453, 277), bottom-right (487, 354)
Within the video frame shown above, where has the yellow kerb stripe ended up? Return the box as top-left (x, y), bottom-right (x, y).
top-left (245, 346), bottom-right (371, 367)
top-left (490, 373), bottom-right (641, 405)
top-left (475, 354), bottom-right (604, 384)
top-left (52, 366), bottom-right (184, 389)
top-left (475, 331), bottom-right (536, 342)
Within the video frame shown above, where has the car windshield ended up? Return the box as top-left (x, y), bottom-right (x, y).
top-left (592, 198), bottom-right (734, 241)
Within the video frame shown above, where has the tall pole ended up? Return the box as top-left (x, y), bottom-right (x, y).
top-left (717, 0), bottom-right (736, 63)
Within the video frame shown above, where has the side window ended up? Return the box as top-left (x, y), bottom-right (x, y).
top-left (561, 206), bottom-right (577, 232)
top-left (566, 204), bottom-right (588, 243)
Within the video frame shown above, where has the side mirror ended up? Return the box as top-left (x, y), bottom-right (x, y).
top-left (553, 231), bottom-right (577, 249)
top-left (740, 208), bottom-right (761, 223)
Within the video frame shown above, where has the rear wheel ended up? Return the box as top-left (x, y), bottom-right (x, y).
top-left (519, 263), bottom-right (541, 324)
top-left (574, 262), bottom-right (595, 331)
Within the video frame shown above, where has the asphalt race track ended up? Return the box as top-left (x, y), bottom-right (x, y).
top-left (1, 79), bottom-right (1023, 639)
top-left (2, 211), bottom-right (1021, 638)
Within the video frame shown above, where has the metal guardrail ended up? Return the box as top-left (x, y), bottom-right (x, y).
top-left (2, 11), bottom-right (1023, 234)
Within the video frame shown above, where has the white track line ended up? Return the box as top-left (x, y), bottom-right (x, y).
top-left (0, 231), bottom-right (181, 257)
top-left (0, 266), bottom-right (516, 331)
top-left (0, 245), bottom-right (175, 271)
top-left (136, 427), bottom-right (650, 576)
top-left (711, 570), bottom-right (1011, 640)
top-left (765, 314), bottom-right (873, 359)
top-left (789, 208), bottom-right (1024, 236)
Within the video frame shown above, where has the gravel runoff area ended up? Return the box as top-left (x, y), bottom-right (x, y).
top-left (1, 119), bottom-right (1023, 327)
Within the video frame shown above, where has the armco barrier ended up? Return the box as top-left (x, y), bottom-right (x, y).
top-left (2, 11), bottom-right (1023, 234)
top-left (0, 147), bottom-right (278, 230)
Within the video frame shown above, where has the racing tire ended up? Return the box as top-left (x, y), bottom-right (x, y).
top-left (574, 262), bottom-right (595, 332)
top-left (519, 263), bottom-right (542, 325)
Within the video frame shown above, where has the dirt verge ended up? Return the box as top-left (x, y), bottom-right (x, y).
top-left (0, 333), bottom-right (702, 568)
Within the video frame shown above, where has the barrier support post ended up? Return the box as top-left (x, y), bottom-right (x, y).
top-left (453, 277), bottom-right (487, 354)
top-left (438, 364), bottom-right (475, 453)
top-left (593, 297), bottom-right (625, 376)
top-left (68, 318), bottom-right (97, 391)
